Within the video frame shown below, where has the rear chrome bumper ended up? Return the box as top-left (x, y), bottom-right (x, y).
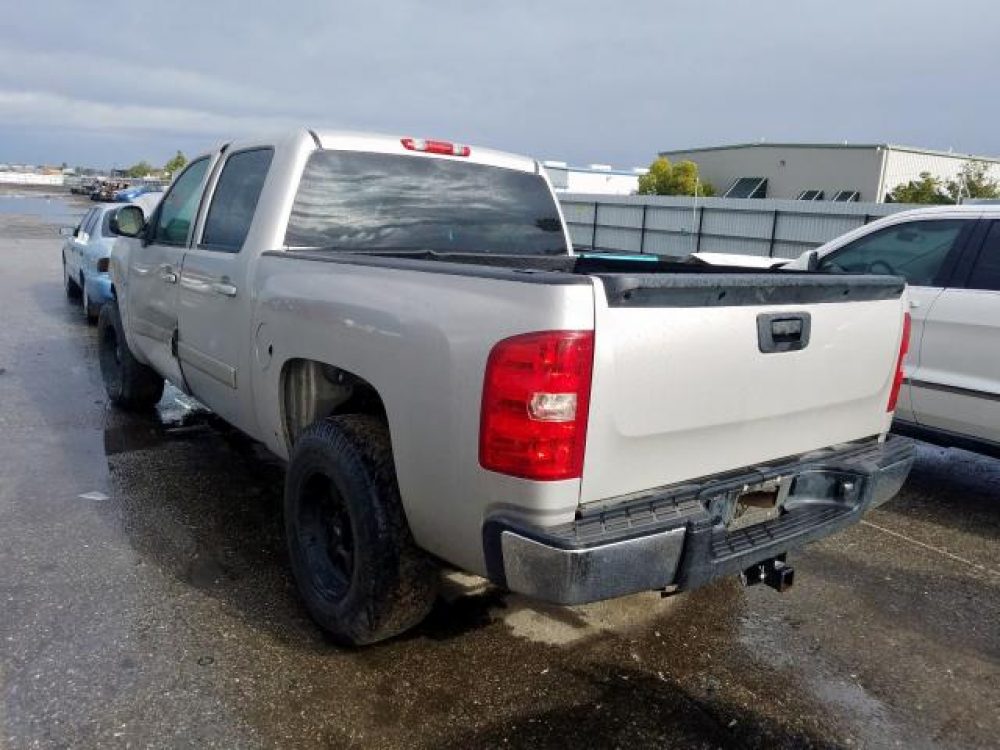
top-left (483, 435), bottom-right (914, 605)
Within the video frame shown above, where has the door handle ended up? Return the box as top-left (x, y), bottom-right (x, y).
top-left (757, 312), bottom-right (811, 353)
top-left (211, 281), bottom-right (238, 298)
top-left (157, 263), bottom-right (178, 284)
top-left (909, 299), bottom-right (921, 309)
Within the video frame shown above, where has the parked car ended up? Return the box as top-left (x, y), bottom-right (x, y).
top-left (98, 129), bottom-right (913, 645)
top-left (90, 181), bottom-right (127, 202)
top-left (61, 198), bottom-right (159, 322)
top-left (697, 206), bottom-right (1000, 458)
top-left (797, 206), bottom-right (1000, 458)
top-left (113, 183), bottom-right (164, 203)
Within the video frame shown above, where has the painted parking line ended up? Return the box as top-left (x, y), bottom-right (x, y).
top-left (861, 519), bottom-right (1000, 579)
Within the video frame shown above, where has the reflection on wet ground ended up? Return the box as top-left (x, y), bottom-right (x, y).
top-left (1, 226), bottom-right (998, 749)
top-left (0, 189), bottom-right (92, 239)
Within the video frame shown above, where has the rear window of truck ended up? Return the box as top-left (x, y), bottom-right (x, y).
top-left (284, 150), bottom-right (568, 255)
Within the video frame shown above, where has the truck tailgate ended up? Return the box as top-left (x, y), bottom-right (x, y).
top-left (580, 273), bottom-right (907, 504)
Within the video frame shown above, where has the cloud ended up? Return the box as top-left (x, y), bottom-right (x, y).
top-left (3, 0), bottom-right (1000, 167)
top-left (0, 47), bottom-right (304, 117)
top-left (0, 90), bottom-right (299, 138)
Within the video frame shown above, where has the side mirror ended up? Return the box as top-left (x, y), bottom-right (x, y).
top-left (59, 226), bottom-right (76, 238)
top-left (109, 205), bottom-right (146, 237)
top-left (787, 249), bottom-right (820, 271)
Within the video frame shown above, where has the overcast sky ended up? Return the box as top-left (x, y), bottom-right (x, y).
top-left (3, 0), bottom-right (998, 169)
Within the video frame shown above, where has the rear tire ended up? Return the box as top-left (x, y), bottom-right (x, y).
top-left (82, 285), bottom-right (99, 324)
top-left (285, 415), bottom-right (439, 645)
top-left (98, 298), bottom-right (164, 410)
top-left (64, 260), bottom-right (81, 300)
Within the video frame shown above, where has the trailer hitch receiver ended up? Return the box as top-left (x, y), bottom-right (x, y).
top-left (740, 555), bottom-right (795, 592)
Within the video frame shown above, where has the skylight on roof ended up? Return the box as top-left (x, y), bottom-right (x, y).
top-left (832, 190), bottom-right (860, 202)
top-left (724, 177), bottom-right (767, 199)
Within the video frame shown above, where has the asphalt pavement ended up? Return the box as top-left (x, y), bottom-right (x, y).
top-left (0, 202), bottom-right (997, 749)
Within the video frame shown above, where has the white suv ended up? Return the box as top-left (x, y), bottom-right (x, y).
top-left (808, 206), bottom-right (1000, 458)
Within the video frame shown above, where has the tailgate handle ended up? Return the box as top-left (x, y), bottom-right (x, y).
top-left (757, 312), bottom-right (811, 353)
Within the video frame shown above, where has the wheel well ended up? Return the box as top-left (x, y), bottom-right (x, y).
top-left (281, 359), bottom-right (387, 447)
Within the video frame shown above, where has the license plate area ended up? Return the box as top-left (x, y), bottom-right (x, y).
top-left (726, 477), bottom-right (791, 531)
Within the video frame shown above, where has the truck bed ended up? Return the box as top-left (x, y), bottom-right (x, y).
top-left (267, 249), bottom-right (904, 303)
top-left (256, 247), bottom-right (906, 570)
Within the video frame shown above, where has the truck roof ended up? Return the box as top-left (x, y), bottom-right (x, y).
top-left (188, 129), bottom-right (542, 177)
top-left (310, 129), bottom-right (539, 174)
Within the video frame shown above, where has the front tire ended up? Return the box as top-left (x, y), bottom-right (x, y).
top-left (285, 415), bottom-right (439, 645)
top-left (98, 298), bottom-right (164, 410)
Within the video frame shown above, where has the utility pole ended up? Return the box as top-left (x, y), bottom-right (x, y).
top-left (692, 178), bottom-right (700, 253)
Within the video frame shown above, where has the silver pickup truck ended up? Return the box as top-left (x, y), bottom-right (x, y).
top-left (99, 130), bottom-right (914, 645)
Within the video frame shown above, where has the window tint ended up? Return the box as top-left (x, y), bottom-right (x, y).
top-left (152, 157), bottom-right (210, 246)
top-left (284, 150), bottom-right (567, 255)
top-left (967, 222), bottom-right (1000, 292)
top-left (81, 209), bottom-right (100, 237)
top-left (819, 219), bottom-right (965, 286)
top-left (100, 208), bottom-right (122, 237)
top-left (201, 148), bottom-right (273, 252)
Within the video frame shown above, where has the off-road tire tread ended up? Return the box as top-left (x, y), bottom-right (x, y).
top-left (285, 415), bottom-right (439, 645)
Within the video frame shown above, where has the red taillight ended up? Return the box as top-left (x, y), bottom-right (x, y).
top-left (887, 312), bottom-right (911, 412)
top-left (480, 330), bottom-right (594, 481)
top-left (401, 137), bottom-right (471, 157)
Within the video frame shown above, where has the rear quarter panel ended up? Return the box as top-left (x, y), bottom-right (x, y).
top-left (251, 257), bottom-right (594, 575)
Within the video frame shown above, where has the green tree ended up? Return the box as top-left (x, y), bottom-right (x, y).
top-left (163, 150), bottom-right (187, 176)
top-left (887, 172), bottom-right (953, 204)
top-left (125, 160), bottom-right (154, 178)
top-left (946, 159), bottom-right (1000, 202)
top-left (636, 157), bottom-right (714, 196)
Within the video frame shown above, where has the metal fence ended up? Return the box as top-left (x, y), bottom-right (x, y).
top-left (559, 193), bottom-right (918, 259)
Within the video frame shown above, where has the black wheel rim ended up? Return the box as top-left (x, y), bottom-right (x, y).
top-left (297, 472), bottom-right (355, 602)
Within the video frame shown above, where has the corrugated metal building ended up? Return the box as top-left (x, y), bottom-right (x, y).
top-left (657, 143), bottom-right (1000, 203)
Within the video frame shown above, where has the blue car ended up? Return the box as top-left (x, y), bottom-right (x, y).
top-left (113, 183), bottom-right (164, 203)
top-left (61, 199), bottom-right (157, 322)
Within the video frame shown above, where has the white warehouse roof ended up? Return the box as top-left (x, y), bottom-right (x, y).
top-left (659, 142), bottom-right (1000, 164)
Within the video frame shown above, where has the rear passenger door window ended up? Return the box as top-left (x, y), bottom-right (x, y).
top-left (965, 222), bottom-right (1000, 291)
top-left (82, 209), bottom-right (101, 239)
top-left (200, 148), bottom-right (273, 252)
top-left (100, 209), bottom-right (114, 238)
top-left (76, 208), bottom-right (96, 237)
top-left (152, 157), bottom-right (210, 246)
top-left (819, 219), bottom-right (967, 287)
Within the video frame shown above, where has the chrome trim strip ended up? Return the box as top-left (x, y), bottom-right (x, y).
top-left (905, 377), bottom-right (1000, 403)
